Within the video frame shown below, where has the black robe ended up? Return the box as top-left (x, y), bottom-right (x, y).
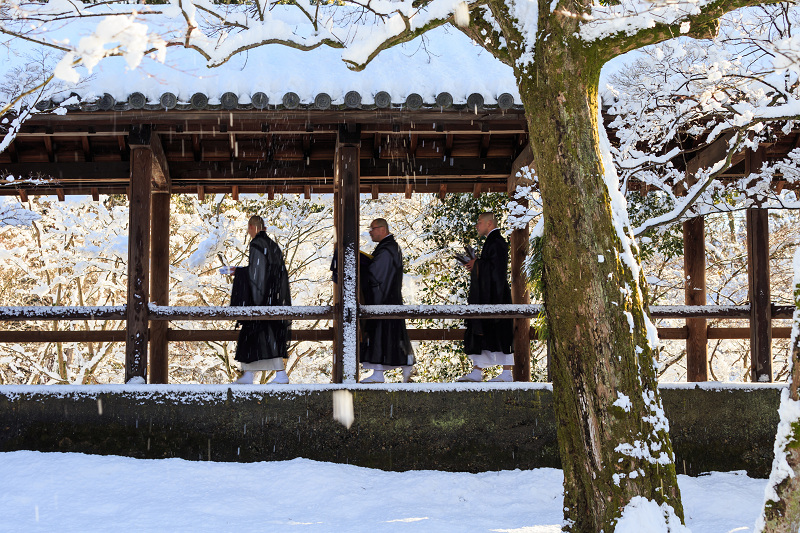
top-left (360, 235), bottom-right (414, 367)
top-left (232, 231), bottom-right (292, 363)
top-left (464, 229), bottom-right (514, 355)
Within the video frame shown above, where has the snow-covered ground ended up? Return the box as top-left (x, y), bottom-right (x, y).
top-left (0, 451), bottom-right (766, 532)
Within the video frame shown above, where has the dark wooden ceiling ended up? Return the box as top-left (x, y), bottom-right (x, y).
top-left (0, 108), bottom-right (530, 198)
top-left (3, 107), bottom-right (799, 200)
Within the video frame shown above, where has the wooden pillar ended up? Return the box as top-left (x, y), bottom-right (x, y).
top-left (509, 146), bottom-right (534, 381)
top-left (149, 192), bottom-right (170, 384)
top-left (333, 124), bottom-right (360, 384)
top-left (683, 216), bottom-right (708, 381)
top-left (745, 145), bottom-right (772, 383)
top-left (746, 207), bottom-right (772, 382)
top-left (510, 225), bottom-right (530, 381)
top-left (126, 148), bottom-right (152, 382)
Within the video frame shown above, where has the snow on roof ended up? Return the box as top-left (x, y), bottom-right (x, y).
top-left (5, 4), bottom-right (521, 112)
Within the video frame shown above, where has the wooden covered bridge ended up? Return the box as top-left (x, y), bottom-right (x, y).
top-left (0, 17), bottom-right (797, 385)
top-left (0, 90), bottom-right (796, 384)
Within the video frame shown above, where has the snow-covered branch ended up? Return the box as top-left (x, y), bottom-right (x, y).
top-left (0, 198), bottom-right (40, 227)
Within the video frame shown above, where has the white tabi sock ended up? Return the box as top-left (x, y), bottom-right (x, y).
top-left (234, 371), bottom-right (254, 385)
top-left (456, 368), bottom-right (483, 382)
top-left (272, 370), bottom-right (289, 384)
top-left (488, 369), bottom-right (513, 382)
top-left (361, 370), bottom-right (385, 383)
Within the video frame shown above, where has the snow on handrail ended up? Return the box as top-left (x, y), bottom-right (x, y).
top-left (0, 306), bottom-right (126, 320)
top-left (147, 305), bottom-right (334, 321)
top-left (649, 305), bottom-right (750, 318)
top-left (359, 304), bottom-right (543, 319)
top-left (0, 304), bottom-right (795, 321)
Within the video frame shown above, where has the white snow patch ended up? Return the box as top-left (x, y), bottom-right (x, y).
top-left (613, 391), bottom-right (633, 412)
top-left (615, 497), bottom-right (690, 533)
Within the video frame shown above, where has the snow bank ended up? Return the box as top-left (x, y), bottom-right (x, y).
top-left (0, 451), bottom-right (770, 532)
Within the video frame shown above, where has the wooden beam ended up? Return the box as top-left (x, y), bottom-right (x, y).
top-left (405, 183), bottom-right (412, 199)
top-left (686, 131), bottom-right (736, 177)
top-left (746, 207), bottom-right (772, 382)
top-left (0, 330), bottom-right (127, 343)
top-left (0, 306), bottom-right (126, 321)
top-left (7, 140), bottom-right (18, 163)
top-left (371, 184), bottom-right (379, 200)
top-left (81, 136), bottom-right (92, 162)
top-left (126, 148), bottom-right (152, 383)
top-left (128, 126), bottom-right (170, 191)
top-left (192, 134), bottom-right (201, 162)
top-left (18, 189), bottom-right (28, 203)
top-left (91, 188), bottom-right (99, 201)
top-left (3, 325), bottom-right (791, 345)
top-left (304, 185), bottom-right (311, 200)
top-left (333, 123), bottom-right (360, 384)
top-left (409, 134), bottom-right (418, 157)
top-left (268, 186), bottom-right (275, 200)
top-left (683, 216), bottom-right (708, 382)
top-left (197, 185), bottom-right (205, 201)
top-left (480, 133), bottom-right (491, 159)
top-left (149, 192), bottom-right (170, 384)
top-left (56, 188), bottom-right (64, 202)
top-left (438, 183), bottom-right (447, 200)
top-left (231, 185), bottom-right (239, 201)
top-left (473, 183), bottom-right (481, 198)
top-left (510, 144), bottom-right (534, 182)
top-left (43, 137), bottom-right (54, 162)
top-left (509, 173), bottom-right (530, 382)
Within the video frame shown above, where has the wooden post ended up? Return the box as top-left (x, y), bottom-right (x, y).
top-left (126, 147), bottom-right (152, 382)
top-left (509, 146), bottom-right (534, 381)
top-left (149, 192), bottom-right (170, 384)
top-left (333, 124), bottom-right (361, 383)
top-left (745, 145), bottom-right (772, 383)
top-left (683, 216), bottom-right (708, 381)
top-left (746, 207), bottom-right (772, 382)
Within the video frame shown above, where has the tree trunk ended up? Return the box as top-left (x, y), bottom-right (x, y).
top-left (515, 15), bottom-right (683, 531)
top-left (759, 260), bottom-right (800, 532)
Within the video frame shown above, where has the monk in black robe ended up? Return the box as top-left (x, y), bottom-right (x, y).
top-left (360, 218), bottom-right (414, 383)
top-left (460, 212), bottom-right (514, 382)
top-left (228, 215), bottom-right (291, 384)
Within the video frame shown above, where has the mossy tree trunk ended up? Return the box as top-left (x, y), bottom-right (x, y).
top-left (344, 0), bottom-right (776, 527)
top-left (482, 0), bottom-right (685, 530)
top-left (759, 272), bottom-right (800, 532)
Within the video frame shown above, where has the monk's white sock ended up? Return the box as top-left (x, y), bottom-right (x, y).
top-left (234, 371), bottom-right (254, 384)
top-left (488, 370), bottom-right (512, 382)
top-left (362, 370), bottom-right (385, 383)
top-left (456, 368), bottom-right (483, 382)
top-left (272, 370), bottom-right (289, 384)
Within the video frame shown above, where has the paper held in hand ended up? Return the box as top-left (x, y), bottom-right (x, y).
top-left (454, 245), bottom-right (476, 265)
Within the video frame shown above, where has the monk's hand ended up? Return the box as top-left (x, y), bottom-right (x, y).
top-left (465, 259), bottom-right (476, 272)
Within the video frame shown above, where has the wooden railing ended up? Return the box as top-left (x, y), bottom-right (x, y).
top-left (0, 303), bottom-right (795, 343)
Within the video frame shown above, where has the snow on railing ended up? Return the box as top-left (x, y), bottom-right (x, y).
top-left (0, 304), bottom-right (795, 322)
top-left (0, 306), bottom-right (126, 320)
top-left (360, 304), bottom-right (543, 319)
top-left (147, 304), bottom-right (334, 321)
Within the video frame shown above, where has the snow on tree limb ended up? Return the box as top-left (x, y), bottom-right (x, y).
top-left (0, 198), bottom-right (40, 227)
